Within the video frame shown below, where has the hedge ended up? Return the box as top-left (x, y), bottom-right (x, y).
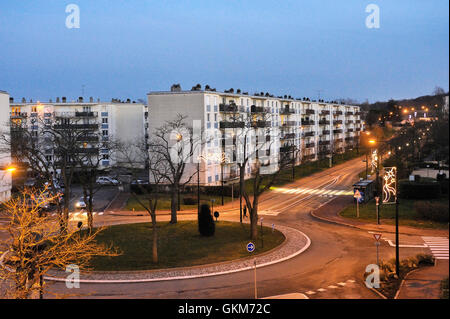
top-left (414, 201), bottom-right (449, 223)
top-left (399, 180), bottom-right (441, 200)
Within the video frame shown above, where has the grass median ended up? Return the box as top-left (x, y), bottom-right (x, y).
top-left (87, 221), bottom-right (285, 271)
top-left (340, 198), bottom-right (448, 229)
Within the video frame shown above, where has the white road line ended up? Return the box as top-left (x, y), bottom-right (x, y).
top-left (317, 288), bottom-right (326, 292)
top-left (327, 285), bottom-right (338, 289)
top-left (422, 237), bottom-right (449, 260)
top-left (305, 291), bottom-right (316, 295)
top-left (346, 279), bottom-right (355, 283)
top-left (337, 282), bottom-right (346, 286)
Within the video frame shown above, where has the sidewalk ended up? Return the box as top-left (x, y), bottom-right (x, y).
top-left (311, 196), bottom-right (449, 237)
top-left (396, 260), bottom-right (449, 299)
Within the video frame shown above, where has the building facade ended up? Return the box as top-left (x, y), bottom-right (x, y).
top-left (148, 86), bottom-right (362, 186)
top-left (9, 98), bottom-right (147, 175)
top-left (0, 90), bottom-right (12, 202)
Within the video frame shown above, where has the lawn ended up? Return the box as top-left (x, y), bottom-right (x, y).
top-left (87, 221), bottom-right (285, 271)
top-left (340, 198), bottom-right (449, 229)
top-left (126, 194), bottom-right (233, 211)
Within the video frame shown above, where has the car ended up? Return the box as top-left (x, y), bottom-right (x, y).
top-left (75, 196), bottom-right (93, 209)
top-left (96, 176), bottom-right (120, 185)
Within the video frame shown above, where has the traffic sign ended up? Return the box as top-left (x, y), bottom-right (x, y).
top-left (354, 189), bottom-right (362, 199)
top-left (373, 233), bottom-right (382, 241)
top-left (247, 242), bottom-right (255, 253)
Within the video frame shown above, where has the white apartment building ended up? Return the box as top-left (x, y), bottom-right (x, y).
top-left (148, 85), bottom-right (362, 186)
top-left (9, 97), bottom-right (147, 174)
top-left (0, 90), bottom-right (12, 202)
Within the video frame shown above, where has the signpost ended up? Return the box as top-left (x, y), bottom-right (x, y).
top-left (354, 189), bottom-right (362, 218)
top-left (375, 196), bottom-right (380, 225)
top-left (247, 242), bottom-right (257, 299)
top-left (373, 233), bottom-right (382, 266)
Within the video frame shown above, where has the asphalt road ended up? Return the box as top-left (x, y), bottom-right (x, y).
top-left (47, 157), bottom-right (431, 299)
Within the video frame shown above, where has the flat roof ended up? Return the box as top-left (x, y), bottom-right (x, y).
top-left (353, 180), bottom-right (374, 187)
top-left (147, 90), bottom-right (359, 108)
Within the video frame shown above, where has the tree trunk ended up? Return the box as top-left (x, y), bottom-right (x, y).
top-left (250, 197), bottom-right (258, 240)
top-left (239, 165), bottom-right (245, 223)
top-left (170, 185), bottom-right (178, 224)
top-left (151, 212), bottom-right (158, 263)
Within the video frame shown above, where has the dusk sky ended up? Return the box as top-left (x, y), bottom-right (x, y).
top-left (0, 0), bottom-right (448, 103)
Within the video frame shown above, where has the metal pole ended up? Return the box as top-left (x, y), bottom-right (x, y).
top-left (356, 200), bottom-right (359, 218)
top-left (366, 152), bottom-right (368, 180)
top-left (395, 198), bottom-right (400, 277)
top-left (197, 162), bottom-right (200, 214)
top-left (254, 258), bottom-right (257, 299)
top-left (221, 163), bottom-right (224, 206)
top-left (376, 242), bottom-right (379, 266)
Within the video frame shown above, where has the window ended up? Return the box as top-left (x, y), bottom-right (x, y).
top-left (102, 118), bottom-right (108, 123)
top-left (207, 113), bottom-right (210, 122)
top-left (102, 130), bottom-right (108, 136)
top-left (207, 105), bottom-right (211, 112)
top-left (214, 114), bottom-right (217, 122)
top-left (208, 176), bottom-right (212, 183)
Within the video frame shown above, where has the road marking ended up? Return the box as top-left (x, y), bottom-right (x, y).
top-left (317, 288), bottom-right (326, 292)
top-left (327, 285), bottom-right (338, 289)
top-left (337, 282), bottom-right (346, 286)
top-left (259, 210), bottom-right (280, 216)
top-left (305, 291), bottom-right (316, 295)
top-left (346, 279), bottom-right (355, 283)
top-left (422, 237), bottom-right (449, 260)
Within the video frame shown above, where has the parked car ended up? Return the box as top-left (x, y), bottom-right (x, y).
top-left (96, 176), bottom-right (120, 185)
top-left (75, 196), bottom-right (93, 209)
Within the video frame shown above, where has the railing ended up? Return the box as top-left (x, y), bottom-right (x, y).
top-left (282, 121), bottom-right (296, 127)
top-left (319, 140), bottom-right (330, 145)
top-left (10, 112), bottom-right (28, 118)
top-left (303, 131), bottom-right (315, 137)
top-left (345, 112), bottom-right (354, 116)
top-left (219, 103), bottom-right (239, 113)
top-left (281, 108), bottom-right (295, 115)
top-left (347, 129), bottom-right (354, 132)
top-left (302, 120), bottom-right (315, 126)
top-left (333, 120), bottom-right (343, 124)
top-left (219, 121), bottom-right (245, 129)
top-left (252, 121), bottom-right (270, 128)
top-left (281, 133), bottom-right (295, 140)
top-left (333, 129), bottom-right (343, 134)
top-left (334, 111), bottom-right (343, 115)
top-left (320, 110), bottom-right (330, 115)
top-left (53, 123), bottom-right (99, 130)
top-left (319, 120), bottom-right (330, 125)
top-left (75, 111), bottom-right (98, 117)
top-left (305, 109), bottom-right (315, 115)
top-left (251, 105), bottom-right (268, 113)
top-left (305, 143), bottom-right (315, 148)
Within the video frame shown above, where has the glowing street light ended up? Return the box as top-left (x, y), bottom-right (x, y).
top-left (6, 166), bottom-right (16, 173)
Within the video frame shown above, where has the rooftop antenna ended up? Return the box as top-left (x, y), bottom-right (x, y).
top-left (316, 89), bottom-right (323, 101)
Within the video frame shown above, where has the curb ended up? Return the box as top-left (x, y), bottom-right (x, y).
top-left (44, 225), bottom-right (311, 284)
top-left (394, 266), bottom-right (429, 299)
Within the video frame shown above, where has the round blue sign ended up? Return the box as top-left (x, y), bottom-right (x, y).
top-left (247, 242), bottom-right (255, 253)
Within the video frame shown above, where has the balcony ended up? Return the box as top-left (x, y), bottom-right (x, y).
top-left (334, 111), bottom-right (343, 116)
top-left (76, 148), bottom-right (99, 154)
top-left (219, 103), bottom-right (239, 113)
top-left (53, 123), bottom-right (99, 130)
top-left (346, 121), bottom-right (354, 125)
top-left (305, 109), bottom-right (315, 115)
top-left (322, 130), bottom-right (330, 135)
top-left (280, 145), bottom-right (293, 153)
top-left (252, 121), bottom-right (270, 128)
top-left (345, 112), bottom-right (354, 116)
top-left (281, 133), bottom-right (295, 140)
top-left (320, 110), bottom-right (330, 115)
top-left (333, 129), bottom-right (343, 134)
top-left (250, 105), bottom-right (267, 113)
top-left (335, 138), bottom-right (343, 142)
top-left (355, 112), bottom-right (362, 116)
top-left (303, 131), bottom-right (315, 137)
top-left (10, 112), bottom-right (28, 118)
top-left (305, 143), bottom-right (315, 148)
top-left (319, 140), bottom-right (330, 146)
top-left (77, 135), bottom-right (99, 142)
top-left (75, 111), bottom-right (98, 117)
top-left (356, 128), bottom-right (361, 131)
top-left (345, 137), bottom-right (354, 141)
top-left (302, 120), bottom-right (315, 126)
top-left (347, 129), bottom-right (354, 132)
top-left (333, 120), bottom-right (343, 125)
top-left (281, 121), bottom-right (296, 127)
top-left (303, 154), bottom-right (315, 161)
top-left (219, 121), bottom-right (245, 129)
top-left (356, 120), bottom-right (361, 123)
top-left (281, 108), bottom-right (295, 115)
top-left (319, 120), bottom-right (330, 125)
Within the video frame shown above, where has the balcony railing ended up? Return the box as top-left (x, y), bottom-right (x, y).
top-left (305, 109), bottom-right (315, 115)
top-left (282, 121), bottom-right (296, 127)
top-left (281, 133), bottom-right (295, 140)
top-left (252, 121), bottom-right (270, 128)
top-left (281, 108), bottom-right (295, 115)
top-left (320, 110), bottom-right (330, 115)
top-left (219, 103), bottom-right (239, 113)
top-left (345, 112), bottom-right (354, 116)
top-left (77, 135), bottom-right (99, 142)
top-left (322, 130), bottom-right (330, 135)
top-left (319, 120), bottom-right (330, 125)
top-left (303, 131), bottom-right (315, 137)
top-left (345, 137), bottom-right (354, 141)
top-left (346, 121), bottom-right (354, 125)
top-left (302, 120), bottom-right (315, 126)
top-left (75, 111), bottom-right (98, 117)
top-left (219, 121), bottom-right (245, 129)
top-left (305, 143), bottom-right (315, 148)
top-left (319, 140), bottom-right (330, 145)
top-left (10, 112), bottom-right (28, 118)
top-left (334, 120), bottom-right (343, 124)
top-left (334, 138), bottom-right (343, 142)
top-left (53, 123), bottom-right (99, 130)
top-left (280, 145), bottom-right (294, 153)
top-left (333, 129), bottom-right (343, 134)
top-left (251, 105), bottom-right (268, 113)
top-left (334, 111), bottom-right (343, 115)
top-left (347, 129), bottom-right (354, 132)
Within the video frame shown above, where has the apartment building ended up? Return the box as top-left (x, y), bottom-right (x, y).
top-left (0, 90), bottom-right (12, 202)
top-left (9, 97), bottom-right (147, 174)
top-left (148, 85), bottom-right (362, 186)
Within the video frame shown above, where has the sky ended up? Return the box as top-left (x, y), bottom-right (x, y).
top-left (0, 0), bottom-right (448, 103)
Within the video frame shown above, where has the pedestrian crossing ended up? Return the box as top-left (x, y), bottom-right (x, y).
top-left (422, 237), bottom-right (449, 260)
top-left (271, 187), bottom-right (353, 196)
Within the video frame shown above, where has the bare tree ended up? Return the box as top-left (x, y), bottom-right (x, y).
top-left (148, 114), bottom-right (202, 224)
top-left (0, 187), bottom-right (117, 299)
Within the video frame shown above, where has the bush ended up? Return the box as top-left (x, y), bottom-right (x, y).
top-left (414, 201), bottom-right (449, 222)
top-left (399, 180), bottom-right (441, 199)
top-left (198, 204), bottom-right (215, 237)
top-left (183, 197), bottom-right (197, 205)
